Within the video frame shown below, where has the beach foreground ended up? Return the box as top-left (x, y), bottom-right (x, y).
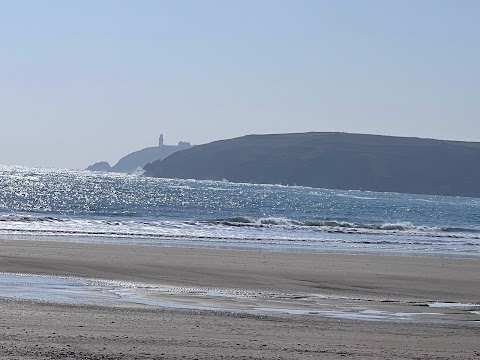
top-left (0, 240), bottom-right (479, 359)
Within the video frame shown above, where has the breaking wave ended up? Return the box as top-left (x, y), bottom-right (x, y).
top-left (214, 216), bottom-right (480, 238)
top-left (0, 214), bottom-right (63, 223)
top-left (0, 212), bottom-right (479, 258)
top-left (1, 213), bottom-right (479, 242)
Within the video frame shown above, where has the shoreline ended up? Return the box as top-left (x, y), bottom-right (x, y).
top-left (2, 233), bottom-right (480, 260)
top-left (1, 239), bottom-right (479, 359)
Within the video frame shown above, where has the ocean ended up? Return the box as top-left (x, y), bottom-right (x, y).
top-left (1, 165), bottom-right (479, 257)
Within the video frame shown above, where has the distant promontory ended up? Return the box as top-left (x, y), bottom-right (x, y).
top-left (143, 132), bottom-right (480, 198)
top-left (87, 134), bottom-right (191, 173)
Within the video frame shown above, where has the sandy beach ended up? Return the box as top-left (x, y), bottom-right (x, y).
top-left (0, 239), bottom-right (479, 359)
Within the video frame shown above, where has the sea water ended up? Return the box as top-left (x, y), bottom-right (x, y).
top-left (0, 165), bottom-right (479, 257)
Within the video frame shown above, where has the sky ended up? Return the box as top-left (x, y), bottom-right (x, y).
top-left (1, 1), bottom-right (479, 169)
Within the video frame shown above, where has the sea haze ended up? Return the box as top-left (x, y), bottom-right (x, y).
top-left (0, 165), bottom-right (479, 257)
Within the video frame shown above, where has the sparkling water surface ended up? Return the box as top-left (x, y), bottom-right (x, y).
top-left (0, 165), bottom-right (479, 257)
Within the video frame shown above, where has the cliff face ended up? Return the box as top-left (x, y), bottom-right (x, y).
top-left (144, 132), bottom-right (480, 197)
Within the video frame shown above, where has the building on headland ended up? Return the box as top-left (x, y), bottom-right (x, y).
top-left (87, 134), bottom-right (192, 174)
top-left (177, 141), bottom-right (191, 150)
top-left (159, 134), bottom-right (191, 150)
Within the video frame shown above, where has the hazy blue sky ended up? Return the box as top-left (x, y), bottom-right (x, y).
top-left (1, 1), bottom-right (479, 169)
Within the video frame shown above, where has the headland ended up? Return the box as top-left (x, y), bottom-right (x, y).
top-left (144, 132), bottom-right (480, 197)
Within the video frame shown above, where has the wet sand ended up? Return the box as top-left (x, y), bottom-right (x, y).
top-left (0, 239), bottom-right (479, 359)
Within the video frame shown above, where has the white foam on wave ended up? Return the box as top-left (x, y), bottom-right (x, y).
top-left (428, 302), bottom-right (480, 308)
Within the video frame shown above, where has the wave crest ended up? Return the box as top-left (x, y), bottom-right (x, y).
top-left (217, 217), bottom-right (480, 237)
top-left (0, 214), bottom-right (62, 223)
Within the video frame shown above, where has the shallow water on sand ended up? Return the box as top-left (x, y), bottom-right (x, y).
top-left (1, 272), bottom-right (479, 325)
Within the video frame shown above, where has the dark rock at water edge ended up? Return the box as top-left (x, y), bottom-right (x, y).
top-left (143, 132), bottom-right (480, 198)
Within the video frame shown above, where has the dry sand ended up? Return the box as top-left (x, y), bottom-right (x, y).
top-left (0, 239), bottom-right (479, 359)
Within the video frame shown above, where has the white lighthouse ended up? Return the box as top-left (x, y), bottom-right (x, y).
top-left (158, 134), bottom-right (164, 147)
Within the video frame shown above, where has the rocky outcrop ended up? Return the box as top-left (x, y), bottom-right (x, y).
top-left (86, 161), bottom-right (112, 172)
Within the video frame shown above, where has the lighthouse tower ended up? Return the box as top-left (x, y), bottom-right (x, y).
top-left (158, 134), bottom-right (164, 147)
